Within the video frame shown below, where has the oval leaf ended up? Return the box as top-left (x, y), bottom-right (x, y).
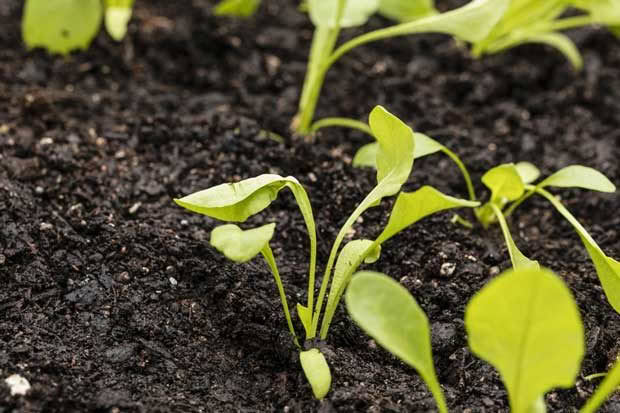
top-left (482, 163), bottom-right (525, 203)
top-left (308, 0), bottom-right (380, 28)
top-left (515, 162), bottom-right (541, 184)
top-left (538, 165), bottom-right (616, 193)
top-left (465, 267), bottom-right (584, 413)
top-left (214, 0), bottom-right (261, 18)
top-left (352, 142), bottom-right (378, 168)
top-left (22, 0), bottom-right (103, 55)
top-left (353, 133), bottom-right (443, 169)
top-left (346, 271), bottom-right (447, 412)
top-left (105, 7), bottom-right (132, 41)
top-left (377, 186), bottom-right (479, 244)
top-left (210, 223), bottom-right (275, 262)
top-left (300, 349), bottom-right (331, 399)
top-left (378, 0), bottom-right (437, 22)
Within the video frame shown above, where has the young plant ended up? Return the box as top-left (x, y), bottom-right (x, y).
top-left (466, 266), bottom-right (585, 412)
top-left (471, 0), bottom-right (620, 69)
top-left (22, 0), bottom-right (134, 55)
top-left (174, 106), bottom-right (478, 399)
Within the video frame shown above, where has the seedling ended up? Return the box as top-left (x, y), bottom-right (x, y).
top-left (174, 106), bottom-right (478, 398)
top-left (22, 0), bottom-right (134, 55)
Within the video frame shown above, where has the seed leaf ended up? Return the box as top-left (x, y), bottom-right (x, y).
top-left (210, 223), bottom-right (275, 263)
top-left (515, 162), bottom-right (541, 184)
top-left (482, 163), bottom-right (525, 203)
top-left (346, 271), bottom-right (447, 413)
top-left (353, 133), bottom-right (444, 169)
top-left (377, 186), bottom-right (479, 244)
top-left (465, 267), bottom-right (584, 413)
top-left (22, 0), bottom-right (103, 55)
top-left (308, 0), bottom-right (380, 28)
top-left (538, 165), bottom-right (616, 192)
top-left (299, 349), bottom-right (331, 399)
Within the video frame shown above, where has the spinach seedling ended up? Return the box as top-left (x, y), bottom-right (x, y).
top-left (581, 357), bottom-right (620, 413)
top-left (466, 266), bottom-right (585, 413)
top-left (22, 0), bottom-right (134, 55)
top-left (174, 106), bottom-right (478, 399)
top-left (472, 0), bottom-right (620, 69)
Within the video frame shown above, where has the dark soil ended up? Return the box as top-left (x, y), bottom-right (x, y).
top-left (1, 1), bottom-right (619, 411)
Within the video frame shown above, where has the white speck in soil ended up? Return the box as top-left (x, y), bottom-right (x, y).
top-left (489, 266), bottom-right (500, 276)
top-left (169, 277), bottom-right (178, 287)
top-left (39, 222), bottom-right (53, 231)
top-left (4, 374), bottom-right (31, 396)
top-left (440, 262), bottom-right (456, 277)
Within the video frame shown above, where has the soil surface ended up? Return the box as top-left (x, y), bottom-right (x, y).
top-left (1, 1), bottom-right (620, 412)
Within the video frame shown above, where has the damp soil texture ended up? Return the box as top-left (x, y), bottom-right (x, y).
top-left (1, 1), bottom-right (620, 412)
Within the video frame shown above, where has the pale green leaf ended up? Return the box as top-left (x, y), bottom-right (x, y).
top-left (352, 142), bottom-right (378, 168)
top-left (308, 0), bottom-right (380, 28)
top-left (522, 32), bottom-right (583, 70)
top-left (482, 163), bottom-right (525, 203)
top-left (515, 162), bottom-right (541, 184)
top-left (466, 267), bottom-right (584, 413)
top-left (581, 357), bottom-right (620, 413)
top-left (323, 240), bottom-right (380, 328)
top-left (571, 0), bottom-right (620, 24)
top-left (214, 0), bottom-right (261, 18)
top-left (377, 186), bottom-right (479, 244)
top-left (346, 271), bottom-right (447, 413)
top-left (296, 303), bottom-right (313, 338)
top-left (490, 203), bottom-right (540, 270)
top-left (538, 165), bottom-right (616, 192)
top-left (378, 0), bottom-right (437, 22)
top-left (210, 223), bottom-right (275, 263)
top-left (300, 349), bottom-right (331, 399)
top-left (413, 133), bottom-right (444, 158)
top-left (22, 0), bottom-right (103, 55)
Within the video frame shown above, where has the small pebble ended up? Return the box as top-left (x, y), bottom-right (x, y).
top-left (128, 202), bottom-right (141, 214)
top-left (489, 266), bottom-right (500, 276)
top-left (5, 374), bottom-right (30, 396)
top-left (169, 277), bottom-right (178, 287)
top-left (117, 271), bottom-right (131, 283)
top-left (39, 222), bottom-right (53, 231)
top-left (0, 254), bottom-right (5, 265)
top-left (440, 262), bottom-right (456, 277)
top-left (180, 219), bottom-right (188, 226)
top-left (39, 137), bottom-right (53, 145)
top-left (35, 186), bottom-right (44, 194)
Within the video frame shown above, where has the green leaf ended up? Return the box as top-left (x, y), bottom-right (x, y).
top-left (538, 165), bottom-right (616, 192)
top-left (581, 357), bottom-right (620, 413)
top-left (352, 133), bottom-right (443, 169)
top-left (377, 186), bottom-right (479, 244)
top-left (482, 163), bottom-right (526, 203)
top-left (22, 0), bottom-right (103, 55)
top-left (378, 0), bottom-right (437, 22)
top-left (322, 240), bottom-right (380, 328)
top-left (308, 0), bottom-right (380, 28)
top-left (572, 0), bottom-right (620, 24)
top-left (104, 0), bottom-right (134, 41)
top-left (534, 187), bottom-right (620, 313)
top-left (525, 32), bottom-right (583, 70)
top-left (214, 0), bottom-right (261, 18)
top-left (352, 142), bottom-right (378, 168)
top-left (346, 271), bottom-right (447, 413)
top-left (299, 349), bottom-right (331, 399)
top-left (490, 203), bottom-right (540, 270)
top-left (465, 267), bottom-right (584, 413)
top-left (296, 303), bottom-right (313, 338)
top-left (515, 162), bottom-right (541, 184)
top-left (210, 223), bottom-right (275, 262)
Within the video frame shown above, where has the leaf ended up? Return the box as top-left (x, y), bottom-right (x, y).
top-left (581, 357), bottom-right (620, 413)
top-left (377, 186), bottom-right (479, 244)
top-left (482, 163), bottom-right (525, 203)
top-left (346, 271), bottom-right (447, 413)
top-left (571, 0), bottom-right (620, 24)
top-left (210, 223), bottom-right (275, 263)
top-left (378, 0), bottom-right (437, 22)
top-left (299, 349), bottom-right (331, 399)
top-left (465, 267), bottom-right (584, 413)
top-left (308, 0), bottom-right (380, 28)
top-left (352, 133), bottom-right (443, 169)
top-left (22, 0), bottom-right (103, 55)
top-left (352, 142), bottom-right (378, 168)
top-left (515, 162), bottom-right (541, 184)
top-left (322, 240), bottom-right (381, 327)
top-left (538, 165), bottom-right (616, 192)
top-left (103, 0), bottom-right (133, 41)
top-left (214, 0), bottom-right (261, 18)
top-left (296, 303), bottom-right (313, 337)
top-left (523, 32), bottom-right (583, 70)
top-left (491, 204), bottom-right (540, 270)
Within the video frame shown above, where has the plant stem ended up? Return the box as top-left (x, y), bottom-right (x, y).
top-left (489, 203), bottom-right (518, 268)
top-left (440, 146), bottom-right (476, 201)
top-left (309, 117), bottom-right (373, 136)
top-left (261, 244), bottom-right (300, 348)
